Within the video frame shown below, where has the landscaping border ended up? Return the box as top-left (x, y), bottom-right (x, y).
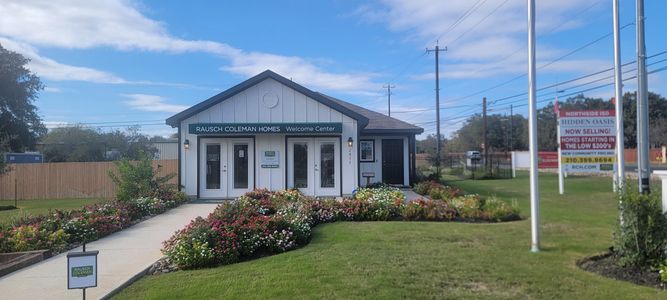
top-left (577, 252), bottom-right (665, 290)
top-left (158, 184), bottom-right (521, 271)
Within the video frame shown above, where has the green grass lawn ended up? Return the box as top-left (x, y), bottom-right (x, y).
top-left (0, 198), bottom-right (106, 225)
top-left (114, 173), bottom-right (664, 299)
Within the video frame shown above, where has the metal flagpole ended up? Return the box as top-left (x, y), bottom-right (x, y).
top-left (613, 0), bottom-right (626, 191)
top-left (556, 97), bottom-right (564, 195)
top-left (527, 0), bottom-right (540, 252)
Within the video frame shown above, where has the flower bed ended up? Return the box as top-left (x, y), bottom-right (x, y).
top-left (414, 181), bottom-right (520, 222)
top-left (0, 193), bottom-right (188, 255)
top-left (163, 185), bottom-right (520, 269)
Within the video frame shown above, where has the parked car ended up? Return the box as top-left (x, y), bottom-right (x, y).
top-left (466, 151), bottom-right (481, 161)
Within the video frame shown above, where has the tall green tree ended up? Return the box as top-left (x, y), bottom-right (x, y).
top-left (448, 113), bottom-right (529, 153)
top-left (622, 91), bottom-right (667, 148)
top-left (416, 133), bottom-right (448, 164)
top-left (0, 44), bottom-right (46, 172)
top-left (40, 125), bottom-right (158, 162)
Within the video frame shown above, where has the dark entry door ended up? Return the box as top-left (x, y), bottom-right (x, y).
top-left (382, 139), bottom-right (404, 185)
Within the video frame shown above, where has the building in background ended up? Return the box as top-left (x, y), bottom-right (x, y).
top-left (4, 152), bottom-right (43, 164)
top-left (152, 139), bottom-right (178, 160)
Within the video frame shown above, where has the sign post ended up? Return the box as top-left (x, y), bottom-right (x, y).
top-left (67, 248), bottom-right (98, 300)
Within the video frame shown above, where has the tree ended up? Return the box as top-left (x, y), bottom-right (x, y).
top-left (447, 113), bottom-right (528, 153)
top-left (416, 133), bottom-right (448, 164)
top-left (40, 126), bottom-right (107, 162)
top-left (0, 44), bottom-right (46, 172)
top-left (622, 91), bottom-right (667, 148)
top-left (40, 125), bottom-right (157, 162)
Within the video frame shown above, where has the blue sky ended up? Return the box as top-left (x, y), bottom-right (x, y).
top-left (1, 0), bottom-right (665, 139)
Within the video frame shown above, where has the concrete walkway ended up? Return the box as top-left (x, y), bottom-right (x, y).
top-left (0, 200), bottom-right (220, 300)
top-left (401, 189), bottom-right (425, 202)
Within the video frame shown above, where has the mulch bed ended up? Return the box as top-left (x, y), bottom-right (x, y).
top-left (578, 252), bottom-right (665, 290)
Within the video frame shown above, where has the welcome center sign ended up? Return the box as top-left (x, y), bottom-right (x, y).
top-left (559, 110), bottom-right (616, 172)
top-left (67, 250), bottom-right (99, 290)
top-left (189, 122), bottom-right (342, 135)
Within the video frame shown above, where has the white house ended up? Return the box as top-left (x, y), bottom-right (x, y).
top-left (166, 70), bottom-right (423, 198)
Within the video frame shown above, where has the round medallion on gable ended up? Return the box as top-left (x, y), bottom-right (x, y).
top-left (262, 92), bottom-right (279, 108)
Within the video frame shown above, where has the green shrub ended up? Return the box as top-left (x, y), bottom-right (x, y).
top-left (108, 151), bottom-right (177, 201)
top-left (451, 194), bottom-right (483, 219)
top-left (354, 187), bottom-right (404, 220)
top-left (481, 197), bottom-right (520, 221)
top-left (163, 223), bottom-right (218, 269)
top-left (401, 199), bottom-right (456, 221)
top-left (0, 205), bottom-right (17, 211)
top-left (613, 187), bottom-right (667, 267)
top-left (8, 225), bottom-right (69, 252)
top-left (660, 261), bottom-right (667, 283)
top-left (413, 181), bottom-right (432, 195)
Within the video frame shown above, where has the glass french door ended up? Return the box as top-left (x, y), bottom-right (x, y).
top-left (288, 138), bottom-right (339, 196)
top-left (200, 138), bottom-right (253, 198)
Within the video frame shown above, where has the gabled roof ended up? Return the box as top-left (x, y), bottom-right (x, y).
top-left (318, 93), bottom-right (424, 134)
top-left (166, 70), bottom-right (423, 135)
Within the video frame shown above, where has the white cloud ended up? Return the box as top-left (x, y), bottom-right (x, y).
top-left (42, 121), bottom-right (71, 129)
top-left (43, 87), bottom-right (62, 93)
top-left (0, 0), bottom-right (378, 94)
top-left (352, 0), bottom-right (605, 80)
top-left (122, 94), bottom-right (188, 113)
top-left (0, 37), bottom-right (127, 83)
top-left (221, 51), bottom-right (378, 96)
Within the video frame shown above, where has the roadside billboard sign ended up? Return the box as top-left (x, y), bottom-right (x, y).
top-left (559, 110), bottom-right (616, 172)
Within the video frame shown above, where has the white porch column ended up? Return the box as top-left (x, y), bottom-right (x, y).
top-left (653, 170), bottom-right (667, 213)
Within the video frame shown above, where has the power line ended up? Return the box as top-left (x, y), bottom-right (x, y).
top-left (414, 64), bottom-right (667, 135)
top-left (443, 21), bottom-right (634, 104)
top-left (434, 0), bottom-right (488, 43)
top-left (392, 102), bottom-right (481, 114)
top-left (442, 1), bottom-right (603, 78)
top-left (488, 52), bottom-right (667, 108)
top-left (446, 0), bottom-right (511, 46)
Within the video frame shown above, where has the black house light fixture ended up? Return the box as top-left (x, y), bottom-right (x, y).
top-left (184, 139), bottom-right (190, 150)
top-left (347, 137), bottom-right (353, 147)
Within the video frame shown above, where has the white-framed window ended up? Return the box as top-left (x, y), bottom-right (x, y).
top-left (360, 139), bottom-right (374, 162)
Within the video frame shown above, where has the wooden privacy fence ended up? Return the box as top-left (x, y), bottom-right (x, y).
top-left (0, 160), bottom-right (178, 200)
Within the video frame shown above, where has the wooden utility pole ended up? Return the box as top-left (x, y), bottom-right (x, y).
top-left (383, 84), bottom-right (395, 117)
top-left (426, 44), bottom-right (447, 179)
top-left (483, 97), bottom-right (488, 172)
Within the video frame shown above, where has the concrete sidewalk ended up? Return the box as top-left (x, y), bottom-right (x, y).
top-left (401, 189), bottom-right (425, 202)
top-left (0, 200), bottom-right (220, 300)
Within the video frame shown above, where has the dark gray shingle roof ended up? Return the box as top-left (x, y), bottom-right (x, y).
top-left (318, 93), bottom-right (423, 134)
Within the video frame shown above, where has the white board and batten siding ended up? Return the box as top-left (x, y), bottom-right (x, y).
top-left (359, 136), bottom-right (410, 186)
top-left (180, 78), bottom-right (359, 196)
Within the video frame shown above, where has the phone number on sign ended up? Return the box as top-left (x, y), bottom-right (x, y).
top-left (562, 156), bottom-right (615, 164)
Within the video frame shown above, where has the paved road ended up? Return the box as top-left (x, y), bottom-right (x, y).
top-left (0, 200), bottom-right (220, 300)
